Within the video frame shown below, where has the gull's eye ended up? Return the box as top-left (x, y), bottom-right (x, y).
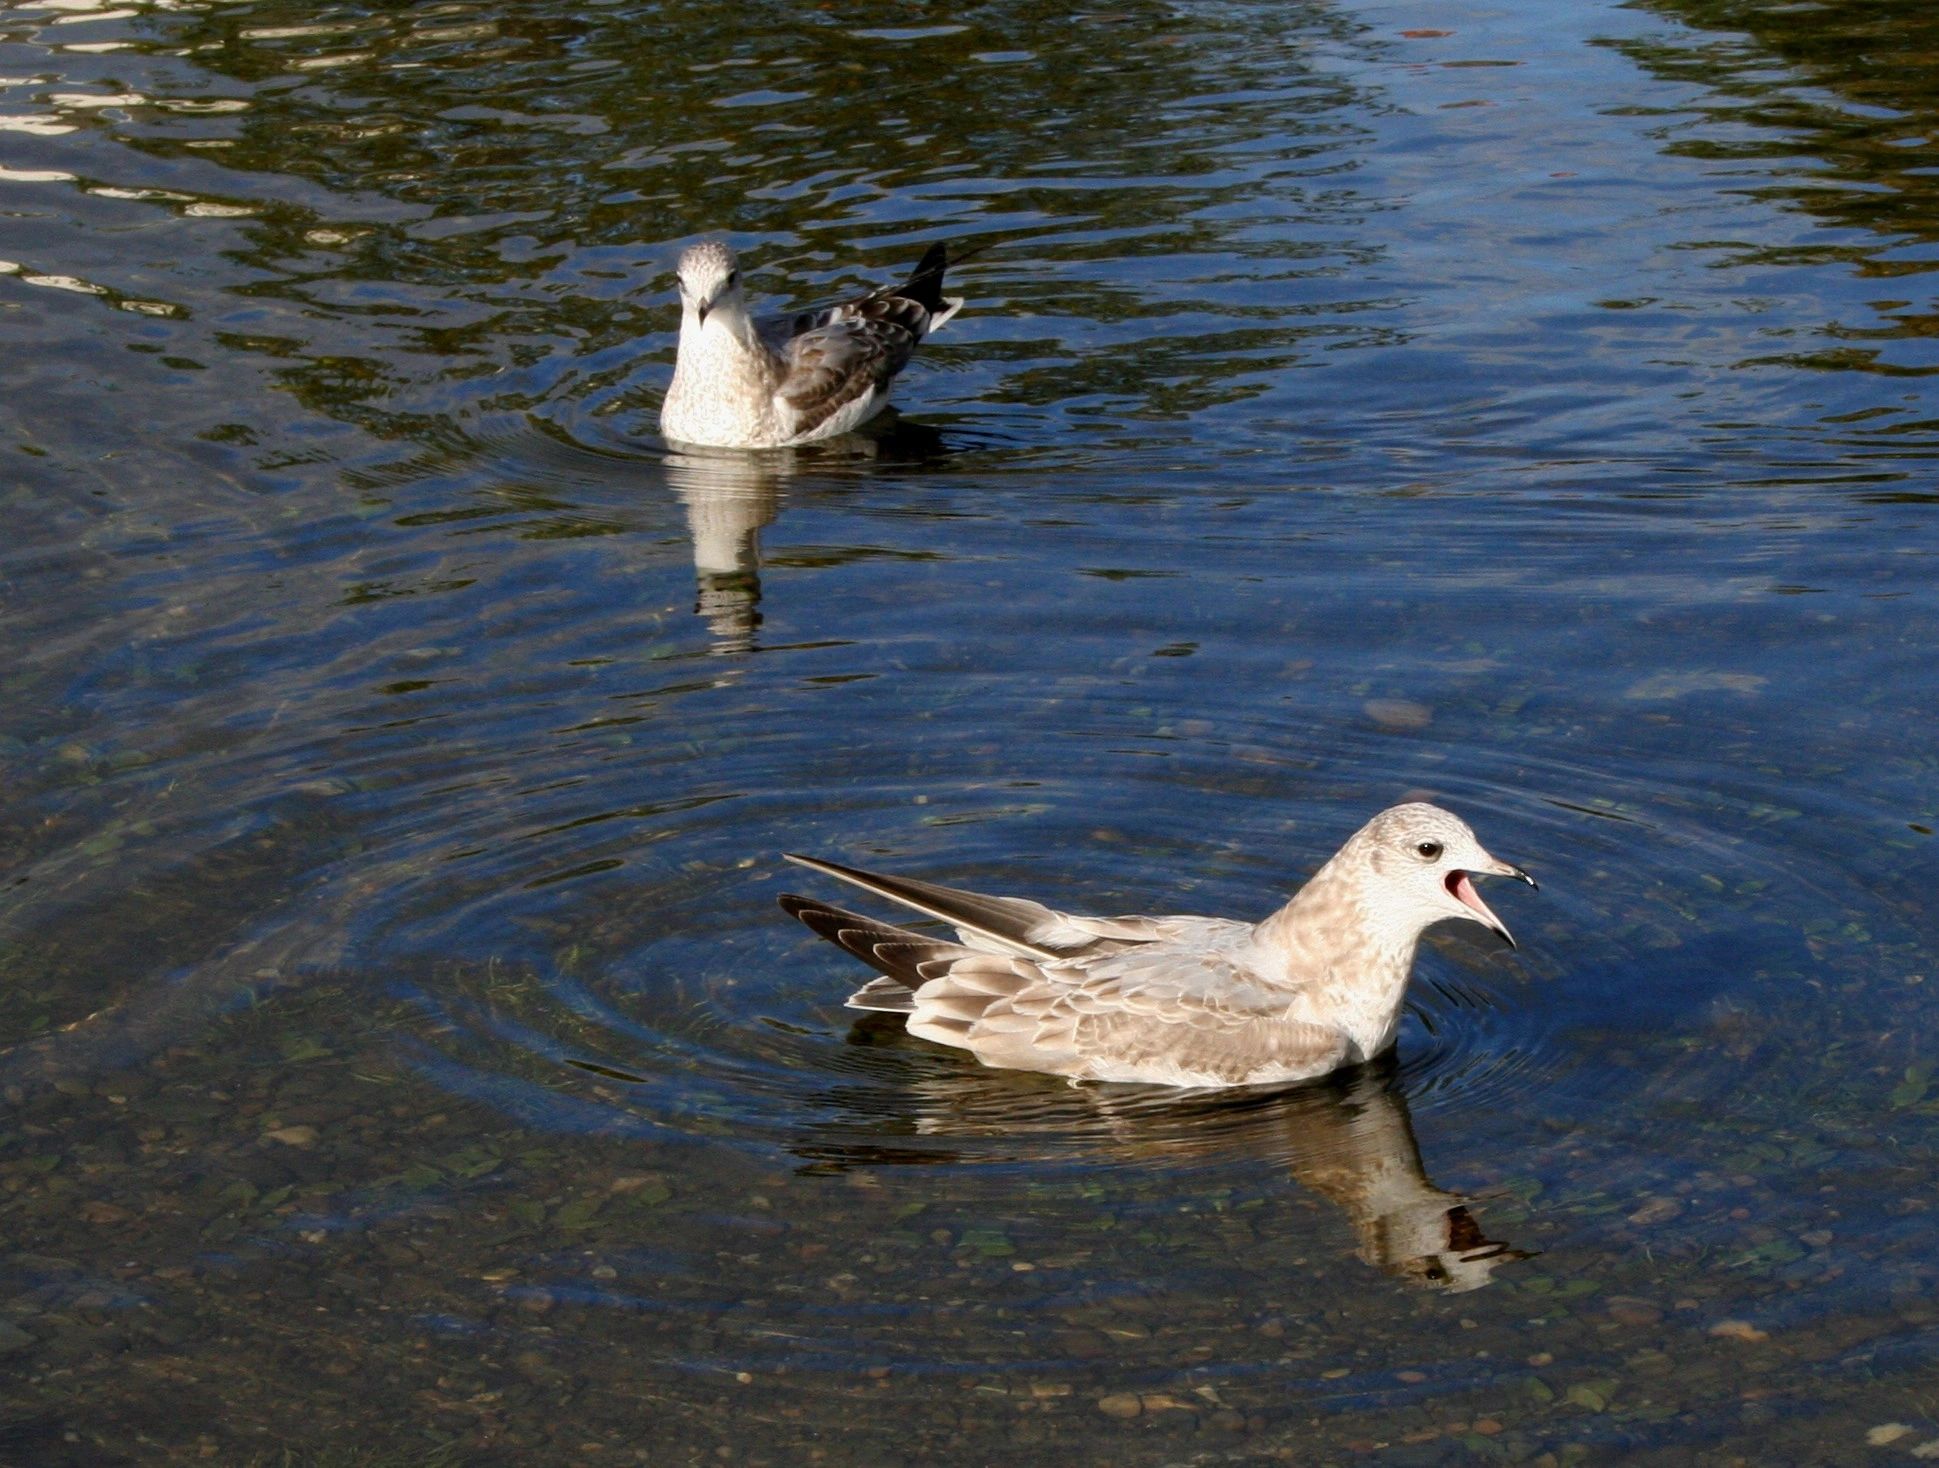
top-left (1415, 840), bottom-right (1443, 860)
top-left (726, 270), bottom-right (739, 286)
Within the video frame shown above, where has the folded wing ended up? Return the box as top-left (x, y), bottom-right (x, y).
top-left (939, 944), bottom-right (1348, 1085)
top-left (761, 243), bottom-right (965, 440)
top-left (778, 872), bottom-right (1348, 1086)
top-left (772, 311), bottom-right (921, 438)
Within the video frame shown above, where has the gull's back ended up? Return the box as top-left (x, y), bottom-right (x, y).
top-left (760, 244), bottom-right (961, 441)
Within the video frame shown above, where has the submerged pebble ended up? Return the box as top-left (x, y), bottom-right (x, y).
top-left (1709, 1320), bottom-right (1770, 1343)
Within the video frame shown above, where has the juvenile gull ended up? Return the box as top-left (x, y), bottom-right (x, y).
top-left (778, 803), bottom-right (1536, 1089)
top-left (660, 240), bottom-right (965, 449)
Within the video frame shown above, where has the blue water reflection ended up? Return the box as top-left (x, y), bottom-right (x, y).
top-left (4, 0), bottom-right (1939, 1457)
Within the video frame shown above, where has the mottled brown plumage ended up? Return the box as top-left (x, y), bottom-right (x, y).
top-left (779, 804), bottom-right (1536, 1088)
top-left (660, 241), bottom-right (964, 448)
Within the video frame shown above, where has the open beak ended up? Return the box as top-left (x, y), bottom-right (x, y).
top-left (694, 297), bottom-right (711, 325)
top-left (1445, 858), bottom-right (1536, 950)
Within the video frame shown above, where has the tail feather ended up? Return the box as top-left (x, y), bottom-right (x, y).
top-left (892, 238), bottom-right (991, 318)
top-left (847, 975), bottom-right (917, 1014)
top-left (778, 892), bottom-right (971, 1010)
top-left (895, 242), bottom-right (951, 314)
top-left (781, 851), bottom-right (1068, 960)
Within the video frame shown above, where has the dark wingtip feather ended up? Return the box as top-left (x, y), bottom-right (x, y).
top-left (781, 890), bottom-right (977, 998)
top-left (781, 895), bottom-right (866, 949)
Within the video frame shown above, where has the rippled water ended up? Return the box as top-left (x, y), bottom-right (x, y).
top-left (5, 0), bottom-right (1939, 1461)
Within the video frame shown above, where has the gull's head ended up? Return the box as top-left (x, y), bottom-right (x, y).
top-left (675, 240), bottom-right (743, 326)
top-left (1347, 802), bottom-right (1536, 949)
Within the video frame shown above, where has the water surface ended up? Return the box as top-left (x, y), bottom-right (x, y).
top-left (4, 0), bottom-right (1939, 1463)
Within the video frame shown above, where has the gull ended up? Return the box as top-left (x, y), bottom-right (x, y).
top-left (778, 803), bottom-right (1536, 1089)
top-left (660, 240), bottom-right (965, 449)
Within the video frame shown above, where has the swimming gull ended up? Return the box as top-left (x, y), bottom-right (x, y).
top-left (778, 802), bottom-right (1536, 1088)
top-left (660, 240), bottom-right (965, 449)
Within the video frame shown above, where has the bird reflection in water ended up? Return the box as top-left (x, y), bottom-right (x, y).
top-left (1281, 1067), bottom-right (1526, 1292)
top-left (796, 1048), bottom-right (1527, 1293)
top-left (662, 446), bottom-right (777, 655)
top-left (661, 417), bottom-right (946, 655)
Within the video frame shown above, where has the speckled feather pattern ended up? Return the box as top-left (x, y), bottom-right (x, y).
top-left (779, 803), bottom-right (1532, 1089)
top-left (660, 241), bottom-right (963, 449)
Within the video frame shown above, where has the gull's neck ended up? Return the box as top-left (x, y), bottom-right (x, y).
top-left (685, 295), bottom-right (767, 359)
top-left (1252, 848), bottom-right (1423, 1059)
top-left (663, 299), bottom-right (785, 447)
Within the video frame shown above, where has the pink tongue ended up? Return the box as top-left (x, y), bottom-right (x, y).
top-left (1451, 871), bottom-right (1486, 916)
